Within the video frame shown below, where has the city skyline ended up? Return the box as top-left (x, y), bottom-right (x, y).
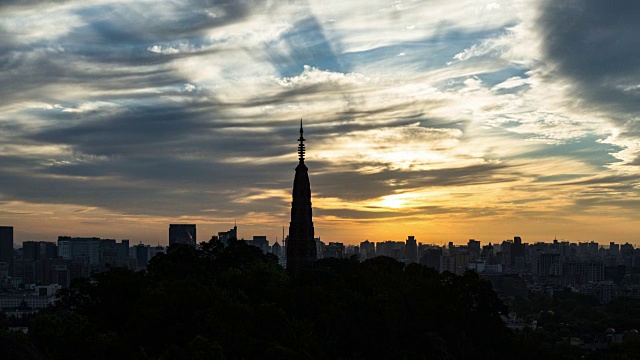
top-left (2, 1), bottom-right (640, 245)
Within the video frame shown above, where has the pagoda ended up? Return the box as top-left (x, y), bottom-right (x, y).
top-left (286, 120), bottom-right (317, 275)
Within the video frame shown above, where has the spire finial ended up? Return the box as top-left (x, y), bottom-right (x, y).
top-left (298, 119), bottom-right (305, 163)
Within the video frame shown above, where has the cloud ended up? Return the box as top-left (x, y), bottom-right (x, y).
top-left (537, 0), bottom-right (640, 163)
top-left (147, 45), bottom-right (180, 55)
top-left (2, 0), bottom-right (640, 244)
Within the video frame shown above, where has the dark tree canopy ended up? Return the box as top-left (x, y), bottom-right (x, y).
top-left (6, 239), bottom-right (640, 359)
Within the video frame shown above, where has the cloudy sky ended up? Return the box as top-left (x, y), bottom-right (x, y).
top-left (1, 0), bottom-right (639, 246)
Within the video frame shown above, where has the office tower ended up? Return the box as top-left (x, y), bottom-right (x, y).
top-left (322, 242), bottom-right (345, 259)
top-left (96, 239), bottom-right (129, 268)
top-left (468, 239), bottom-right (481, 260)
top-left (134, 243), bottom-right (151, 270)
top-left (23, 241), bottom-right (58, 260)
top-left (406, 236), bottom-right (418, 263)
top-left (57, 237), bottom-right (101, 265)
top-left (218, 225), bottom-right (237, 246)
top-left (511, 236), bottom-right (525, 270)
top-left (0, 226), bottom-right (14, 276)
top-left (251, 236), bottom-right (269, 253)
top-left (286, 121), bottom-right (317, 275)
top-left (359, 240), bottom-right (375, 260)
top-left (271, 240), bottom-right (282, 257)
top-left (169, 224), bottom-right (196, 246)
top-left (117, 240), bottom-right (130, 266)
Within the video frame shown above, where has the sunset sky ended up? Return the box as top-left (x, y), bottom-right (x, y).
top-left (1, 1), bottom-right (639, 246)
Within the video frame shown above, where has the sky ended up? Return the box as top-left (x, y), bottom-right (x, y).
top-left (1, 0), bottom-right (640, 246)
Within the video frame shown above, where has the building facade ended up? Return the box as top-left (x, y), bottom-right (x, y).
top-left (57, 237), bottom-right (101, 265)
top-left (0, 226), bottom-right (14, 277)
top-left (169, 224), bottom-right (196, 246)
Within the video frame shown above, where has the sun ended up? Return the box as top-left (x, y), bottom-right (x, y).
top-left (379, 195), bottom-right (406, 209)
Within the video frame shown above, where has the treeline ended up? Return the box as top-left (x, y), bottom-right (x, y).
top-left (1, 239), bottom-right (639, 359)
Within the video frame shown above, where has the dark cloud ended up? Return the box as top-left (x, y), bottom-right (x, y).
top-left (313, 163), bottom-right (514, 201)
top-left (559, 174), bottom-right (639, 187)
top-left (538, 1), bottom-right (640, 133)
top-left (74, 0), bottom-right (254, 45)
top-left (0, 0), bottom-right (70, 9)
top-left (0, 152), bottom-right (293, 218)
top-left (315, 205), bottom-right (492, 221)
top-left (0, 46), bottom-right (179, 109)
top-left (25, 101), bottom-right (309, 162)
top-left (574, 197), bottom-right (640, 209)
top-left (29, 103), bottom-right (214, 156)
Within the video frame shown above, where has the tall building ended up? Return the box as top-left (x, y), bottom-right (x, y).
top-left (406, 236), bottom-right (418, 263)
top-left (359, 240), bottom-right (375, 260)
top-left (323, 242), bottom-right (345, 259)
top-left (169, 224), bottom-right (196, 246)
top-left (57, 237), bottom-right (100, 265)
top-left (468, 239), bottom-right (481, 260)
top-left (249, 236), bottom-right (269, 253)
top-left (272, 240), bottom-right (282, 257)
top-left (286, 121), bottom-right (317, 274)
top-left (0, 226), bottom-right (14, 276)
top-left (23, 241), bottom-right (57, 260)
top-left (134, 243), bottom-right (150, 270)
top-left (376, 241), bottom-right (404, 260)
top-left (218, 225), bottom-right (237, 246)
top-left (510, 236), bottom-right (524, 270)
top-left (98, 239), bottom-right (130, 268)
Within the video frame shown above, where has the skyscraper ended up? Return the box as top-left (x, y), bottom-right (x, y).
top-left (406, 236), bottom-right (418, 263)
top-left (23, 241), bottom-right (58, 260)
top-left (286, 121), bottom-right (317, 275)
top-left (0, 226), bottom-right (14, 276)
top-left (57, 236), bottom-right (100, 265)
top-left (218, 225), bottom-right (237, 246)
top-left (169, 224), bottom-right (196, 246)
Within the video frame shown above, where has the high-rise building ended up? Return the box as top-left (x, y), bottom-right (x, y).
top-left (420, 248), bottom-right (443, 270)
top-left (376, 241), bottom-right (404, 260)
top-left (218, 225), bottom-right (237, 246)
top-left (271, 240), bottom-right (282, 257)
top-left (359, 240), bottom-right (375, 260)
top-left (169, 224), bottom-right (196, 246)
top-left (97, 239), bottom-right (130, 268)
top-left (286, 121), bottom-right (317, 275)
top-left (507, 236), bottom-right (523, 270)
top-left (57, 237), bottom-right (100, 265)
top-left (0, 226), bottom-right (14, 276)
top-left (537, 253), bottom-right (561, 276)
top-left (406, 236), bottom-right (418, 263)
top-left (468, 239), bottom-right (481, 260)
top-left (249, 236), bottom-right (269, 253)
top-left (23, 241), bottom-right (57, 260)
top-left (134, 243), bottom-right (151, 270)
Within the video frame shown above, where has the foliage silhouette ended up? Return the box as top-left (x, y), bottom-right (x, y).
top-left (19, 238), bottom-right (636, 359)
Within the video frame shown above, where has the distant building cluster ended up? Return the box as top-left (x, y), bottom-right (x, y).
top-left (0, 226), bottom-right (167, 318)
top-left (251, 234), bottom-right (640, 306)
top-left (403, 237), bottom-right (640, 306)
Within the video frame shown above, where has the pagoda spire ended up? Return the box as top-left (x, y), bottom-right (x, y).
top-left (298, 119), bottom-right (305, 163)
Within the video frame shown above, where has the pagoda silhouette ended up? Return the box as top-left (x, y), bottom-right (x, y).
top-left (286, 121), bottom-right (317, 275)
